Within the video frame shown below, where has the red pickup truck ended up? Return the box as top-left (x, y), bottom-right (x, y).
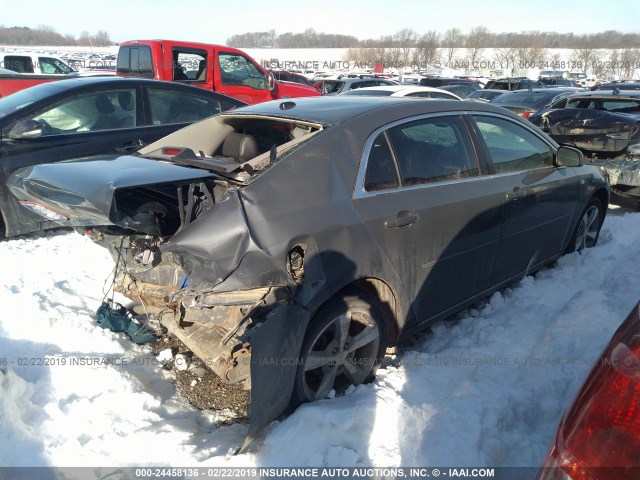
top-left (0, 73), bottom-right (61, 98)
top-left (116, 40), bottom-right (320, 103)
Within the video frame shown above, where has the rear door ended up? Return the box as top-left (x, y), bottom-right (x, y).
top-left (470, 114), bottom-right (578, 284)
top-left (353, 114), bottom-right (504, 323)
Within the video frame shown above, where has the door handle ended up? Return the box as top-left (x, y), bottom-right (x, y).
top-left (117, 139), bottom-right (146, 153)
top-left (384, 210), bottom-right (419, 228)
top-left (506, 187), bottom-right (526, 201)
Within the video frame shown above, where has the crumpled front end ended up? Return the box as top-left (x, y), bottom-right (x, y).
top-left (595, 152), bottom-right (640, 198)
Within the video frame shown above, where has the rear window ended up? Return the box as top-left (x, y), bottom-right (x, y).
top-left (3, 55), bottom-right (34, 73)
top-left (492, 92), bottom-right (549, 105)
top-left (117, 46), bottom-right (153, 77)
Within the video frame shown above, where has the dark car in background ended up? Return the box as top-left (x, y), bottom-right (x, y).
top-left (419, 77), bottom-right (483, 89)
top-left (484, 77), bottom-right (547, 90)
top-left (0, 76), bottom-right (245, 237)
top-left (539, 77), bottom-right (578, 87)
top-left (8, 96), bottom-right (609, 448)
top-left (436, 84), bottom-right (479, 98)
top-left (536, 300), bottom-right (640, 480)
top-left (529, 90), bottom-right (640, 157)
top-left (597, 82), bottom-right (640, 91)
top-left (467, 88), bottom-right (509, 103)
top-left (491, 87), bottom-right (582, 119)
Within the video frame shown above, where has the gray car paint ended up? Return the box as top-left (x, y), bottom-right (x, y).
top-left (7, 97), bottom-right (610, 449)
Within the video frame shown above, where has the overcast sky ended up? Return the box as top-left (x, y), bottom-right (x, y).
top-left (1, 0), bottom-right (638, 44)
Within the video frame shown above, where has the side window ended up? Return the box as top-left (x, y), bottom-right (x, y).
top-left (4, 56), bottom-right (33, 73)
top-left (474, 116), bottom-right (554, 173)
top-left (364, 133), bottom-right (399, 191)
top-left (218, 53), bottom-right (267, 90)
top-left (117, 46), bottom-right (153, 77)
top-left (386, 116), bottom-right (479, 186)
top-left (551, 97), bottom-right (569, 108)
top-left (38, 57), bottom-right (69, 74)
top-left (27, 89), bottom-right (137, 134)
top-left (172, 50), bottom-right (207, 82)
top-left (147, 88), bottom-right (222, 125)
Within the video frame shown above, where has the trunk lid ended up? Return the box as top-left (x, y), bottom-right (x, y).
top-left (8, 154), bottom-right (215, 236)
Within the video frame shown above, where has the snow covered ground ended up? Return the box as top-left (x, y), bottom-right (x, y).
top-left (1, 206), bottom-right (639, 471)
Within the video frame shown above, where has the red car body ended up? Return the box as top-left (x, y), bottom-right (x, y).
top-left (117, 40), bottom-right (320, 104)
top-left (537, 302), bottom-right (640, 480)
top-left (0, 74), bottom-right (60, 98)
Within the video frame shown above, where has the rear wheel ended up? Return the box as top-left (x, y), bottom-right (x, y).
top-left (291, 290), bottom-right (389, 406)
top-left (568, 197), bottom-right (603, 253)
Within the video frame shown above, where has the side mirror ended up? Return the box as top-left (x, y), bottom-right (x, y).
top-left (556, 145), bottom-right (583, 167)
top-left (267, 72), bottom-right (276, 91)
top-left (8, 119), bottom-right (43, 140)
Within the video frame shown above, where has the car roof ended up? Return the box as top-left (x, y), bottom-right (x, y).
top-left (496, 87), bottom-right (582, 95)
top-left (340, 85), bottom-right (460, 97)
top-left (16, 76), bottom-right (195, 92)
top-left (223, 96), bottom-right (519, 125)
top-left (573, 89), bottom-right (640, 97)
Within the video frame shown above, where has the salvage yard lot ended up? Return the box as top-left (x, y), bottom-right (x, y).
top-left (1, 205), bottom-right (639, 472)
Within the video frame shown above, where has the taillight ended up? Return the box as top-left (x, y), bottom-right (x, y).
top-left (163, 147), bottom-right (183, 156)
top-left (519, 111), bottom-right (533, 119)
top-left (537, 304), bottom-right (640, 480)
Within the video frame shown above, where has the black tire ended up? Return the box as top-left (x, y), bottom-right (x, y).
top-left (291, 289), bottom-right (389, 407)
top-left (567, 197), bottom-right (604, 253)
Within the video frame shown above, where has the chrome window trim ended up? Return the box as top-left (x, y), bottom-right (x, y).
top-left (354, 110), bottom-right (557, 200)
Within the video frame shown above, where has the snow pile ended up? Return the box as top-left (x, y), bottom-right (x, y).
top-left (1, 209), bottom-right (639, 468)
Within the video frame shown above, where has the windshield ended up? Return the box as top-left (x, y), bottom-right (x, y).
top-left (0, 82), bottom-right (63, 117)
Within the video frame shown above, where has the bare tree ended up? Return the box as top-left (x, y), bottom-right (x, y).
top-left (412, 30), bottom-right (440, 68)
top-left (465, 26), bottom-right (490, 67)
top-left (441, 28), bottom-right (464, 67)
top-left (493, 47), bottom-right (518, 70)
top-left (393, 29), bottom-right (417, 69)
top-left (620, 48), bottom-right (640, 79)
top-left (92, 30), bottom-right (111, 47)
top-left (570, 48), bottom-right (600, 74)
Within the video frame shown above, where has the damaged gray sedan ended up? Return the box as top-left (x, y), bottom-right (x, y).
top-left (8, 97), bottom-right (610, 448)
